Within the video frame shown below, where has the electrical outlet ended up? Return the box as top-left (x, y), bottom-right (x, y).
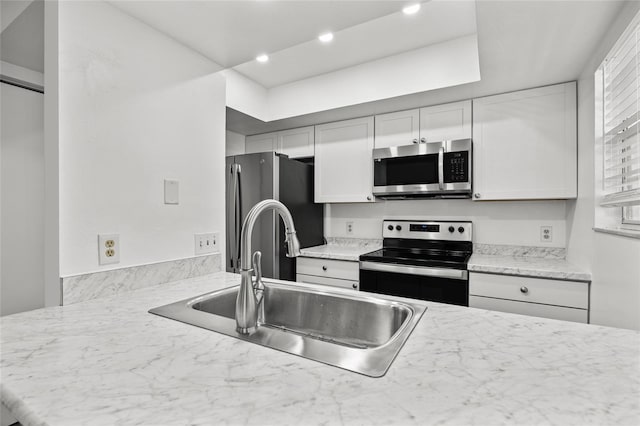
top-left (98, 234), bottom-right (120, 265)
top-left (195, 233), bottom-right (219, 255)
top-left (346, 221), bottom-right (354, 235)
top-left (540, 226), bottom-right (553, 243)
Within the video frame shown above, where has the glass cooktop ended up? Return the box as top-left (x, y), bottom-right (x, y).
top-left (360, 248), bottom-right (470, 270)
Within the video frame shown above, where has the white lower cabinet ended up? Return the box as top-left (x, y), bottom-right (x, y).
top-left (296, 257), bottom-right (359, 290)
top-left (469, 272), bottom-right (589, 323)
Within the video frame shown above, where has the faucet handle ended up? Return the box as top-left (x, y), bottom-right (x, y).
top-left (252, 251), bottom-right (264, 291)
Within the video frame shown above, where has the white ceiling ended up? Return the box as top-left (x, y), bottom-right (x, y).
top-left (227, 0), bottom-right (627, 135)
top-left (1, 0), bottom-right (627, 136)
top-left (109, 0), bottom-right (409, 69)
top-left (0, 0), bottom-right (44, 73)
top-left (1, 0), bottom-right (32, 32)
top-left (233, 1), bottom-right (477, 88)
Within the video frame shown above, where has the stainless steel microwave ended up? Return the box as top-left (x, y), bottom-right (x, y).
top-left (372, 139), bottom-right (472, 199)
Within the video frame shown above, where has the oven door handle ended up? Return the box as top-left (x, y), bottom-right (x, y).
top-left (359, 261), bottom-right (468, 280)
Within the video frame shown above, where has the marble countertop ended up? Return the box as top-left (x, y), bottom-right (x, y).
top-left (468, 254), bottom-right (592, 281)
top-left (301, 241), bottom-right (591, 281)
top-left (299, 238), bottom-right (381, 261)
top-left (2, 272), bottom-right (638, 425)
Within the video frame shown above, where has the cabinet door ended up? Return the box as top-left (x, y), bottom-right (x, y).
top-left (245, 132), bottom-right (277, 154)
top-left (374, 109), bottom-right (420, 149)
top-left (472, 82), bottom-right (577, 200)
top-left (419, 100), bottom-right (471, 142)
top-left (315, 117), bottom-right (375, 203)
top-left (277, 126), bottom-right (314, 159)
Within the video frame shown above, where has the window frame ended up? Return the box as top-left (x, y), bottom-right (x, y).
top-left (594, 10), bottom-right (640, 238)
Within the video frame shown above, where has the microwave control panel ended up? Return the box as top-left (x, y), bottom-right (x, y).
top-left (443, 151), bottom-right (469, 183)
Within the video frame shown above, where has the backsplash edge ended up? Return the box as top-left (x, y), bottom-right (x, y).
top-left (61, 253), bottom-right (222, 305)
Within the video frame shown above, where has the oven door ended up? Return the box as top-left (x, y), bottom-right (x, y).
top-left (359, 261), bottom-right (469, 306)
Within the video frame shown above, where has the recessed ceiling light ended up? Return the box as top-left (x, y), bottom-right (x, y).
top-left (318, 32), bottom-right (334, 43)
top-left (256, 54), bottom-right (269, 63)
top-left (402, 3), bottom-right (421, 15)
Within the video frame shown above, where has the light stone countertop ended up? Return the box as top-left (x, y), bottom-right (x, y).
top-left (300, 241), bottom-right (591, 282)
top-left (1, 272), bottom-right (638, 426)
top-left (468, 254), bottom-right (592, 281)
top-left (299, 238), bottom-right (381, 261)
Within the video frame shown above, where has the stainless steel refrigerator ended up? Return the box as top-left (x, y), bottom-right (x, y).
top-left (226, 152), bottom-right (324, 281)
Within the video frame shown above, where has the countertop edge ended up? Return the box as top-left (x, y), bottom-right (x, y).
top-left (467, 266), bottom-right (592, 282)
top-left (1, 383), bottom-right (46, 426)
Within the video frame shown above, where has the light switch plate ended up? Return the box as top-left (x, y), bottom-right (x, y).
top-left (195, 232), bottom-right (219, 255)
top-left (164, 179), bottom-right (179, 205)
top-left (98, 234), bottom-right (120, 265)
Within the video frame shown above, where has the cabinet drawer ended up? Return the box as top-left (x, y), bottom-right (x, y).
top-left (297, 257), bottom-right (359, 281)
top-left (469, 296), bottom-right (588, 324)
top-left (297, 273), bottom-right (359, 290)
top-left (469, 272), bottom-right (588, 309)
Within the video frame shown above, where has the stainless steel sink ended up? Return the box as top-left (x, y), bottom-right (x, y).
top-left (149, 279), bottom-right (427, 377)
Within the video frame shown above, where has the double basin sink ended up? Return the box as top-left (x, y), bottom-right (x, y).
top-left (149, 279), bottom-right (427, 377)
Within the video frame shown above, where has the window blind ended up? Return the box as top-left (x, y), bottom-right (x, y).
top-left (602, 16), bottom-right (640, 207)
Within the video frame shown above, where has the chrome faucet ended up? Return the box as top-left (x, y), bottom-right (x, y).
top-left (235, 199), bottom-right (301, 334)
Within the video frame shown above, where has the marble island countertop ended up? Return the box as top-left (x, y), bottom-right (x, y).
top-left (2, 272), bottom-right (638, 426)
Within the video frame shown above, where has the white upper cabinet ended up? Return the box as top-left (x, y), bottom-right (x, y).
top-left (244, 127), bottom-right (314, 159)
top-left (315, 116), bottom-right (375, 203)
top-left (419, 100), bottom-right (472, 143)
top-left (277, 126), bottom-right (314, 159)
top-left (472, 82), bottom-right (577, 201)
top-left (374, 101), bottom-right (471, 149)
top-left (374, 109), bottom-right (420, 149)
top-left (245, 132), bottom-right (277, 154)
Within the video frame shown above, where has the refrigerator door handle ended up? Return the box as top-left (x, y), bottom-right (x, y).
top-left (228, 164), bottom-right (236, 271)
top-left (234, 164), bottom-right (242, 273)
top-left (228, 163), bottom-right (242, 273)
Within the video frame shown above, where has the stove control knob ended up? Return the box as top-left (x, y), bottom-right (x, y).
top-left (458, 227), bottom-right (465, 233)
top-left (396, 225), bottom-right (402, 231)
top-left (448, 226), bottom-right (455, 233)
top-left (387, 225), bottom-right (394, 231)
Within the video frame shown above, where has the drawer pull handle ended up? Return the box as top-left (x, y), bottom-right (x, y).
top-left (520, 286), bottom-right (529, 294)
top-left (352, 283), bottom-right (357, 289)
top-left (322, 266), bottom-right (327, 271)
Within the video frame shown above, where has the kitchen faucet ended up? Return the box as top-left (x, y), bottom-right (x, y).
top-left (235, 199), bottom-right (301, 334)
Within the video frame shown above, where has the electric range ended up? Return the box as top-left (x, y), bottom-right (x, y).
top-left (359, 220), bottom-right (472, 306)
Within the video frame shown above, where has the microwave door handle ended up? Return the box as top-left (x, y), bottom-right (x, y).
top-left (438, 146), bottom-right (444, 190)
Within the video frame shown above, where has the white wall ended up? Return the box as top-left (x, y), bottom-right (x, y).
top-left (566, 1), bottom-right (640, 331)
top-left (326, 200), bottom-right (567, 247)
top-left (0, 82), bottom-right (45, 316)
top-left (267, 35), bottom-right (480, 121)
top-left (44, 0), bottom-right (60, 306)
top-left (221, 69), bottom-right (269, 121)
top-left (225, 130), bottom-right (245, 156)
top-left (58, 1), bottom-right (226, 276)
